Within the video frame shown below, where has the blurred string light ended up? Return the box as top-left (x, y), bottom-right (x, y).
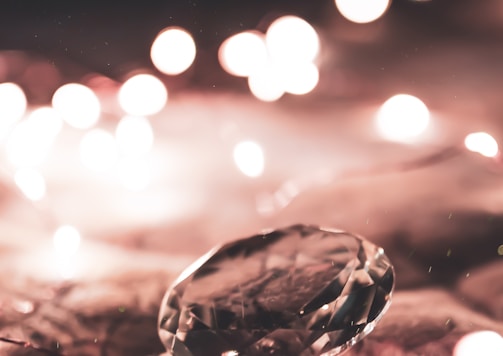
top-left (151, 27), bottom-right (196, 75)
top-left (453, 331), bottom-right (503, 356)
top-left (115, 116), bottom-right (154, 156)
top-left (219, 15), bottom-right (320, 102)
top-left (376, 94), bottom-right (430, 143)
top-left (233, 140), bottom-right (265, 178)
top-left (79, 129), bottom-right (118, 172)
top-left (118, 74), bottom-right (168, 116)
top-left (464, 132), bottom-right (499, 158)
top-left (219, 31), bottom-right (268, 77)
top-left (14, 168), bottom-right (46, 201)
top-left (335, 0), bottom-right (391, 24)
top-left (52, 83), bottom-right (101, 129)
top-left (0, 82), bottom-right (27, 135)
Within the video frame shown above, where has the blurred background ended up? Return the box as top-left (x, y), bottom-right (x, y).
top-left (0, 0), bottom-right (503, 355)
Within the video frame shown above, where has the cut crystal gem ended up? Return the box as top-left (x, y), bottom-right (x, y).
top-left (158, 224), bottom-right (394, 356)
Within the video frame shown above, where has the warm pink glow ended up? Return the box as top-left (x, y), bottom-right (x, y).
top-left (79, 129), bottom-right (118, 172)
top-left (14, 168), bottom-right (46, 201)
top-left (376, 94), bottom-right (430, 142)
top-left (464, 132), bottom-right (499, 158)
top-left (118, 74), bottom-right (168, 116)
top-left (52, 83), bottom-right (101, 129)
top-left (151, 27), bottom-right (196, 75)
top-left (219, 31), bottom-right (268, 77)
top-left (115, 116), bottom-right (154, 156)
top-left (266, 16), bottom-right (320, 65)
top-left (117, 157), bottom-right (151, 191)
top-left (335, 0), bottom-right (391, 24)
top-left (453, 331), bottom-right (503, 356)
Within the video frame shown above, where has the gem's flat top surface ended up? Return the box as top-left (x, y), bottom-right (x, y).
top-left (158, 225), bottom-right (394, 356)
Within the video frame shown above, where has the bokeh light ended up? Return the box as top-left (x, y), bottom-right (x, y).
top-left (52, 83), bottom-right (101, 129)
top-left (28, 107), bottom-right (63, 141)
top-left (118, 74), bottom-right (168, 116)
top-left (464, 132), bottom-right (499, 158)
top-left (266, 16), bottom-right (320, 65)
top-left (233, 140), bottom-right (265, 178)
top-left (335, 0), bottom-right (391, 24)
top-left (0, 82), bottom-right (27, 130)
top-left (117, 158), bottom-right (151, 192)
top-left (248, 64), bottom-right (285, 102)
top-left (53, 225), bottom-right (81, 257)
top-left (14, 168), bottom-right (46, 201)
top-left (281, 62), bottom-right (319, 95)
top-left (151, 27), bottom-right (196, 75)
top-left (7, 121), bottom-right (50, 167)
top-left (79, 129), bottom-right (118, 172)
top-left (453, 331), bottom-right (503, 356)
top-left (376, 94), bottom-right (430, 142)
top-left (115, 116), bottom-right (154, 156)
top-left (219, 31), bottom-right (268, 77)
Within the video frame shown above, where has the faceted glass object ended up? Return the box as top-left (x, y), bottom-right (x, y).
top-left (158, 224), bottom-right (394, 356)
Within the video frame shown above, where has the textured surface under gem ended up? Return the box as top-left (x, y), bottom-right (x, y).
top-left (158, 224), bottom-right (394, 356)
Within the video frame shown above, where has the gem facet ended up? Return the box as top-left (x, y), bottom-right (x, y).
top-left (158, 224), bottom-right (394, 356)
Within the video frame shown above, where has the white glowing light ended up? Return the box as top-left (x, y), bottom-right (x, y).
top-left (115, 116), bottom-right (154, 156)
top-left (151, 27), bottom-right (196, 75)
top-left (28, 107), bottom-right (63, 140)
top-left (454, 331), bottom-right (503, 356)
top-left (248, 64), bottom-right (284, 102)
top-left (52, 83), bottom-right (101, 129)
top-left (335, 0), bottom-right (391, 24)
top-left (53, 225), bottom-right (81, 257)
top-left (219, 31), bottom-right (268, 77)
top-left (117, 158), bottom-right (151, 191)
top-left (266, 16), bottom-right (320, 64)
top-left (118, 74), bottom-right (168, 116)
top-left (464, 132), bottom-right (499, 158)
top-left (0, 82), bottom-right (27, 128)
top-left (79, 129), bottom-right (118, 172)
top-left (14, 168), bottom-right (46, 201)
top-left (281, 62), bottom-right (319, 95)
top-left (233, 140), bottom-right (265, 178)
top-left (7, 122), bottom-right (49, 167)
top-left (376, 94), bottom-right (430, 142)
